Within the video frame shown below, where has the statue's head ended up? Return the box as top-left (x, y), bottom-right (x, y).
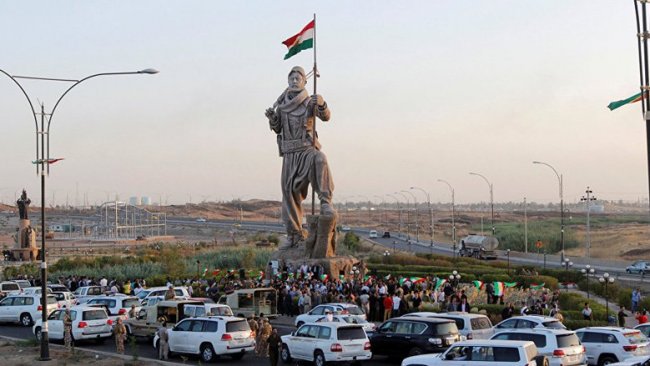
top-left (288, 66), bottom-right (307, 92)
top-left (20, 189), bottom-right (27, 200)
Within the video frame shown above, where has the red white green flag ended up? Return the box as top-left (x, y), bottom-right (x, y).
top-left (493, 282), bottom-right (505, 296)
top-left (434, 278), bottom-right (447, 291)
top-left (530, 283), bottom-right (545, 290)
top-left (257, 271), bottom-right (264, 280)
top-left (282, 20), bottom-right (315, 60)
top-left (320, 274), bottom-right (329, 282)
top-left (608, 92), bottom-right (646, 111)
top-left (411, 277), bottom-right (425, 284)
top-left (473, 280), bottom-right (484, 289)
top-left (504, 282), bottom-right (518, 288)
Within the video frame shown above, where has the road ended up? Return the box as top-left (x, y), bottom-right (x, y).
top-left (0, 320), bottom-right (396, 366)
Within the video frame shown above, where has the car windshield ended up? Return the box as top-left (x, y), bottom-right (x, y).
top-left (337, 326), bottom-right (366, 340)
top-left (543, 320), bottom-right (566, 329)
top-left (123, 298), bottom-right (140, 308)
top-left (557, 333), bottom-right (581, 347)
top-left (434, 322), bottom-right (459, 335)
top-left (625, 332), bottom-right (649, 344)
top-left (83, 310), bottom-right (107, 320)
top-left (208, 307), bottom-right (233, 316)
top-left (226, 320), bottom-right (249, 332)
top-left (3, 283), bottom-right (19, 291)
top-left (136, 290), bottom-right (151, 299)
top-left (470, 317), bottom-right (492, 330)
top-left (46, 296), bottom-right (57, 305)
top-left (343, 306), bottom-right (364, 315)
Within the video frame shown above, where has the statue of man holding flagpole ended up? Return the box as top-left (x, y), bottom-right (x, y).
top-left (265, 65), bottom-right (335, 247)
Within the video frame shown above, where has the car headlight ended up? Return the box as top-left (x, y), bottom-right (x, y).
top-left (428, 338), bottom-right (442, 345)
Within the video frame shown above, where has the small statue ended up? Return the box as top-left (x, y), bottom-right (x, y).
top-left (16, 189), bottom-right (31, 220)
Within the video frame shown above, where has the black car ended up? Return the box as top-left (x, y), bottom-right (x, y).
top-left (369, 316), bottom-right (461, 358)
top-left (382, 231), bottom-right (391, 238)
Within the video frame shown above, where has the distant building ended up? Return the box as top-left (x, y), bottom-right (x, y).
top-left (129, 196), bottom-right (141, 206)
top-left (141, 196), bottom-right (151, 205)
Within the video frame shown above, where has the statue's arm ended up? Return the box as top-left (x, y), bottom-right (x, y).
top-left (309, 95), bottom-right (330, 122)
top-left (265, 108), bottom-right (281, 133)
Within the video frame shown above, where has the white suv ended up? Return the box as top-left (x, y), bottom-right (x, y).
top-left (576, 327), bottom-right (650, 365)
top-left (0, 294), bottom-right (58, 326)
top-left (494, 315), bottom-right (566, 330)
top-left (0, 281), bottom-right (21, 297)
top-left (407, 312), bottom-right (494, 340)
top-left (136, 286), bottom-right (190, 301)
top-left (86, 296), bottom-right (141, 318)
top-left (33, 306), bottom-right (113, 343)
top-left (401, 339), bottom-right (541, 366)
top-left (281, 323), bottom-right (371, 366)
top-left (295, 303), bottom-right (366, 327)
top-left (153, 316), bottom-right (254, 363)
top-left (491, 328), bottom-right (586, 366)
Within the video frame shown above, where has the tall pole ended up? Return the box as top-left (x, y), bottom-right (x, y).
top-left (581, 187), bottom-right (597, 260)
top-left (533, 161), bottom-right (564, 261)
top-left (403, 190), bottom-right (418, 243)
top-left (524, 197), bottom-right (528, 253)
top-left (469, 172), bottom-right (494, 235)
top-left (0, 68), bottom-right (156, 361)
top-left (311, 13), bottom-right (318, 216)
top-left (395, 192), bottom-right (410, 241)
top-left (411, 187), bottom-right (433, 248)
top-left (374, 195), bottom-right (386, 231)
top-left (438, 180), bottom-right (456, 251)
top-left (635, 0), bottom-right (650, 214)
top-left (387, 194), bottom-right (401, 238)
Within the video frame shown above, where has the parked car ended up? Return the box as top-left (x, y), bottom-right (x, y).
top-left (0, 294), bottom-right (58, 326)
top-left (22, 287), bottom-right (53, 296)
top-left (314, 314), bottom-right (377, 334)
top-left (0, 281), bottom-right (21, 297)
top-left (295, 303), bottom-right (366, 327)
top-left (608, 355), bottom-right (650, 366)
top-left (125, 300), bottom-right (203, 339)
top-left (52, 291), bottom-right (77, 308)
top-left (33, 306), bottom-right (113, 343)
top-left (370, 316), bottom-right (461, 357)
top-left (626, 261), bottom-right (650, 275)
top-left (47, 284), bottom-right (70, 293)
top-left (86, 295), bottom-right (141, 318)
top-left (135, 286), bottom-right (190, 301)
top-left (281, 322), bottom-right (371, 365)
top-left (576, 327), bottom-right (650, 365)
top-left (72, 286), bottom-right (105, 304)
top-left (491, 328), bottom-right (586, 366)
top-left (494, 315), bottom-right (566, 330)
top-left (183, 303), bottom-right (233, 318)
top-left (400, 339), bottom-right (541, 366)
top-left (218, 288), bottom-right (278, 319)
top-left (636, 324), bottom-right (650, 338)
top-left (140, 296), bottom-right (164, 307)
top-left (13, 280), bottom-right (32, 290)
top-left (153, 316), bottom-right (254, 362)
top-left (407, 312), bottom-right (494, 340)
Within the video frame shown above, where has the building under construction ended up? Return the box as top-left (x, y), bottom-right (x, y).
top-left (94, 201), bottom-right (166, 239)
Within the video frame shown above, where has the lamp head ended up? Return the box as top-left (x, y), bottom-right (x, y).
top-left (609, 278), bottom-right (615, 283)
top-left (599, 277), bottom-right (605, 283)
top-left (138, 68), bottom-right (159, 74)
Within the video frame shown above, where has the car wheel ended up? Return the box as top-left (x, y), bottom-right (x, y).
top-left (231, 352), bottom-right (244, 360)
top-left (408, 347), bottom-right (423, 356)
top-left (20, 313), bottom-right (33, 327)
top-left (599, 356), bottom-right (617, 366)
top-left (314, 350), bottom-right (326, 366)
top-left (35, 327), bottom-right (42, 341)
top-left (535, 355), bottom-right (549, 366)
top-left (200, 343), bottom-right (215, 363)
top-left (281, 344), bottom-right (292, 363)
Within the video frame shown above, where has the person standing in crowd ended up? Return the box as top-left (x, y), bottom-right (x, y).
top-left (411, 291), bottom-right (422, 311)
top-left (267, 328), bottom-right (281, 366)
top-left (383, 294), bottom-right (393, 321)
top-left (157, 320), bottom-right (169, 360)
top-left (618, 306), bottom-right (629, 327)
top-left (257, 318), bottom-right (272, 357)
top-left (632, 288), bottom-right (642, 312)
top-left (302, 290), bottom-right (312, 313)
top-left (114, 317), bottom-right (127, 354)
top-left (636, 309), bottom-right (648, 324)
top-left (128, 304), bottom-right (137, 319)
top-left (359, 290), bottom-right (370, 316)
top-left (164, 285), bottom-right (175, 300)
top-left (249, 316), bottom-right (259, 338)
top-left (501, 303), bottom-right (514, 320)
top-left (582, 303), bottom-right (593, 321)
top-left (391, 292), bottom-right (401, 318)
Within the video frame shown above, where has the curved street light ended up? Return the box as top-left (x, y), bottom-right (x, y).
top-left (411, 186), bottom-right (433, 249)
top-left (533, 161), bottom-right (565, 262)
top-left (0, 67), bottom-right (157, 360)
top-left (469, 172), bottom-right (495, 235)
top-left (395, 191), bottom-right (410, 241)
top-left (402, 190), bottom-right (418, 243)
top-left (386, 194), bottom-right (402, 238)
top-left (438, 179), bottom-right (456, 253)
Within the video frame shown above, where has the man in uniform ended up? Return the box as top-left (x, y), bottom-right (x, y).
top-left (268, 327), bottom-right (282, 366)
top-left (265, 66), bottom-right (335, 246)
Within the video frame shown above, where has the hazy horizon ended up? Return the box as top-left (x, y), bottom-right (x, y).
top-left (1, 1), bottom-right (648, 207)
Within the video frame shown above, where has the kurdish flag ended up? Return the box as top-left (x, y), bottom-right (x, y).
top-left (320, 274), bottom-right (329, 282)
top-left (504, 282), bottom-right (518, 288)
top-left (434, 278), bottom-right (447, 291)
top-left (608, 92), bottom-right (646, 111)
top-left (212, 269), bottom-right (221, 276)
top-left (411, 277), bottom-right (426, 284)
top-left (257, 271), bottom-right (264, 280)
top-left (473, 280), bottom-right (484, 289)
top-left (530, 283), bottom-right (545, 290)
top-left (282, 20), bottom-right (315, 60)
top-left (493, 282), bottom-right (505, 297)
top-left (202, 267), bottom-right (208, 277)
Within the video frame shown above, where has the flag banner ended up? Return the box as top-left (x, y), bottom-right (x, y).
top-left (212, 269), bottom-right (220, 276)
top-left (282, 20), bottom-right (315, 60)
top-left (32, 158), bottom-right (65, 165)
top-left (202, 267), bottom-right (208, 277)
top-left (530, 283), bottom-right (545, 290)
top-left (493, 282), bottom-right (505, 296)
top-left (504, 282), bottom-right (518, 288)
top-left (473, 280), bottom-right (484, 289)
top-left (608, 92), bottom-right (645, 111)
top-left (320, 274), bottom-right (329, 282)
top-left (399, 277), bottom-right (408, 286)
top-left (363, 275), bottom-right (370, 282)
top-left (434, 278), bottom-right (447, 291)
top-left (339, 274), bottom-right (345, 280)
top-left (385, 274), bottom-right (391, 280)
top-left (411, 277), bottom-right (425, 284)
top-left (257, 271), bottom-right (264, 280)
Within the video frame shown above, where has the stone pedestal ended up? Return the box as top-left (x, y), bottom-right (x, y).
top-left (13, 219), bottom-right (38, 261)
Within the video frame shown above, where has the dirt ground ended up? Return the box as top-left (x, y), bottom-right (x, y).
top-left (0, 338), bottom-right (161, 366)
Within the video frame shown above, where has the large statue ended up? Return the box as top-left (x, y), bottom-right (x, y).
top-left (16, 189), bottom-right (31, 220)
top-left (265, 66), bottom-right (336, 247)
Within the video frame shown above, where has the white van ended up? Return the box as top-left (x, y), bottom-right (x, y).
top-left (369, 230), bottom-right (378, 239)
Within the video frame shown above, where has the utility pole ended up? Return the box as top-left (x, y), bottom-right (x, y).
top-left (581, 187), bottom-right (597, 260)
top-left (524, 197), bottom-right (528, 253)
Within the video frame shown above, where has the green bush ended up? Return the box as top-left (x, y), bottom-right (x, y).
top-left (563, 319), bottom-right (608, 330)
top-left (343, 232), bottom-right (360, 252)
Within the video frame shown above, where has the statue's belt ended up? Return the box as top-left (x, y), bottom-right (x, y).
top-left (280, 138), bottom-right (312, 154)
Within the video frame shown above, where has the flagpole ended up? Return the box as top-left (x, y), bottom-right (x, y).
top-left (311, 13), bottom-right (317, 216)
top-left (640, 0), bottom-right (650, 215)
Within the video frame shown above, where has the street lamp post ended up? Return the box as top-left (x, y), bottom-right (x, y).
top-left (387, 194), bottom-right (401, 238)
top-left (395, 192), bottom-right (410, 241)
top-left (383, 250), bottom-right (391, 263)
top-left (599, 273), bottom-right (615, 321)
top-left (449, 270), bottom-right (461, 289)
top-left (469, 172), bottom-right (495, 235)
top-left (403, 190), bottom-right (418, 243)
top-left (438, 179), bottom-right (456, 253)
top-left (506, 249), bottom-right (511, 274)
top-left (0, 67), bottom-right (157, 360)
top-left (533, 161), bottom-right (564, 262)
top-left (563, 258), bottom-right (573, 291)
top-left (374, 195), bottom-right (386, 232)
top-left (581, 187), bottom-right (597, 260)
top-left (411, 187), bottom-right (433, 250)
top-left (581, 265), bottom-right (595, 299)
